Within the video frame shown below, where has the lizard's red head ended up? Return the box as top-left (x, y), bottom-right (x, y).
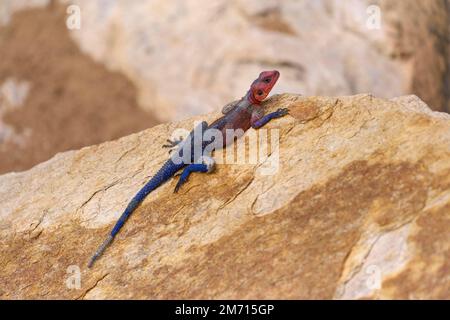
top-left (247, 70), bottom-right (280, 104)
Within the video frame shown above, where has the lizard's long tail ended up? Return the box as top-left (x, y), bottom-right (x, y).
top-left (88, 159), bottom-right (184, 268)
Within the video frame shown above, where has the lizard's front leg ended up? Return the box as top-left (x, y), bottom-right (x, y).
top-left (251, 108), bottom-right (289, 129)
top-left (174, 155), bottom-right (215, 193)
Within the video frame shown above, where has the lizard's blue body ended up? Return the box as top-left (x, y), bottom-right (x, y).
top-left (88, 70), bottom-right (289, 268)
top-left (88, 121), bottom-right (210, 267)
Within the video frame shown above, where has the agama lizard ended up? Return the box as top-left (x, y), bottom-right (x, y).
top-left (88, 70), bottom-right (289, 268)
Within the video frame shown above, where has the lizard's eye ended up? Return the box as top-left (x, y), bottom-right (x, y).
top-left (257, 90), bottom-right (263, 96)
top-left (264, 78), bottom-right (271, 83)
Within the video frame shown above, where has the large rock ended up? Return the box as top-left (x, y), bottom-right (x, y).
top-left (1, 1), bottom-right (448, 174)
top-left (0, 93), bottom-right (449, 299)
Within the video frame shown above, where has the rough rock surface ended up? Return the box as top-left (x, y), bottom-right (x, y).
top-left (1, 93), bottom-right (449, 299)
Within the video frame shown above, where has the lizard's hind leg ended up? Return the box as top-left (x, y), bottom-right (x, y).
top-left (174, 156), bottom-right (215, 193)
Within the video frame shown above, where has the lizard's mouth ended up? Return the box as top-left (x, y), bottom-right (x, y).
top-left (269, 70), bottom-right (280, 90)
top-left (264, 70), bottom-right (280, 94)
top-left (272, 70), bottom-right (280, 83)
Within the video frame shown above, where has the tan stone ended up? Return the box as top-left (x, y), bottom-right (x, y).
top-left (0, 93), bottom-right (449, 299)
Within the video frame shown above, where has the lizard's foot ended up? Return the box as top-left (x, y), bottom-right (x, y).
top-left (275, 107), bottom-right (289, 117)
top-left (162, 136), bottom-right (185, 154)
top-left (162, 136), bottom-right (184, 148)
top-left (174, 156), bottom-right (215, 193)
top-left (251, 107), bottom-right (290, 129)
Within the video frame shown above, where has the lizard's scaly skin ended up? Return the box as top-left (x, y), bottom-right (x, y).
top-left (88, 70), bottom-right (289, 268)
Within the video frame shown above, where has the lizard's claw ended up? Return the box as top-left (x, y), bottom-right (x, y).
top-left (276, 108), bottom-right (289, 117)
top-left (174, 170), bottom-right (182, 177)
top-left (163, 136), bottom-right (185, 154)
top-left (162, 136), bottom-right (184, 149)
top-left (162, 139), bottom-right (173, 148)
top-left (174, 178), bottom-right (185, 193)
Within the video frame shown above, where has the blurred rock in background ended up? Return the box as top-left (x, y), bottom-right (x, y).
top-left (0, 2), bottom-right (158, 174)
top-left (0, 0), bottom-right (449, 174)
